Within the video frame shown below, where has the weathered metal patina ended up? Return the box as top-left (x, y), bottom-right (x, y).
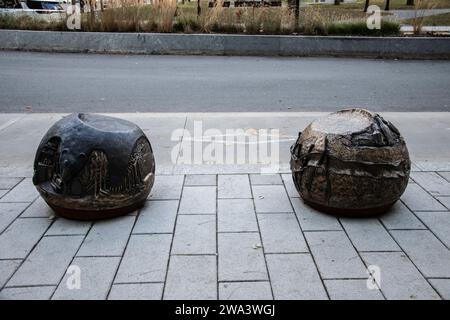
top-left (33, 113), bottom-right (155, 220)
top-left (290, 108), bottom-right (410, 216)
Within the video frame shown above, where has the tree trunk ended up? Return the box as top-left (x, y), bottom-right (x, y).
top-left (295, 0), bottom-right (300, 26)
top-left (364, 0), bottom-right (370, 12)
top-left (288, 0), bottom-right (300, 28)
top-left (197, 0), bottom-right (201, 16)
top-left (406, 0), bottom-right (414, 5)
top-left (385, 0), bottom-right (390, 11)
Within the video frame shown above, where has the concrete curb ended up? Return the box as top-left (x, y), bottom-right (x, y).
top-left (1, 29), bottom-right (450, 59)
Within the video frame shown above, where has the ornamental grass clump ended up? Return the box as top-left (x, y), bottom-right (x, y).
top-left (0, 1), bottom-right (403, 37)
top-left (411, 0), bottom-right (438, 35)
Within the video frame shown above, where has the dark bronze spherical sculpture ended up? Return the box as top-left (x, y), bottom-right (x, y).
top-left (33, 113), bottom-right (155, 220)
top-left (290, 108), bottom-right (410, 216)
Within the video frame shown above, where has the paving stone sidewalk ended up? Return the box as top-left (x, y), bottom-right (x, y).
top-left (1, 171), bottom-right (450, 300)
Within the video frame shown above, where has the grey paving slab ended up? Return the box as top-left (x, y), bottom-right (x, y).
top-left (218, 232), bottom-right (268, 281)
top-left (411, 172), bottom-right (450, 196)
top-left (0, 114), bottom-right (63, 177)
top-left (252, 185), bottom-right (292, 213)
top-left (391, 230), bottom-right (450, 278)
top-left (7, 235), bottom-right (84, 286)
top-left (436, 196), bottom-right (450, 210)
top-left (172, 215), bottom-right (216, 255)
top-left (0, 190), bottom-right (8, 199)
top-left (415, 211), bottom-right (450, 248)
top-left (20, 197), bottom-right (54, 218)
top-left (340, 218), bottom-right (400, 252)
top-left (305, 231), bottom-right (367, 279)
top-left (401, 183), bottom-right (447, 211)
top-left (258, 214), bottom-right (308, 253)
top-left (266, 253), bottom-right (327, 300)
top-left (324, 279), bottom-right (384, 300)
top-left (115, 234), bottom-right (171, 283)
top-left (218, 199), bottom-right (258, 233)
top-left (133, 200), bottom-right (178, 234)
top-left (281, 174), bottom-right (299, 198)
top-left (53, 257), bottom-right (121, 300)
top-left (291, 197), bottom-right (341, 231)
top-left (0, 260), bottom-right (21, 288)
top-left (219, 282), bottom-right (272, 300)
top-left (0, 114), bottom-right (21, 130)
top-left (415, 161), bottom-right (450, 172)
top-left (148, 175), bottom-right (184, 200)
top-left (179, 186), bottom-right (216, 214)
top-left (0, 218), bottom-right (51, 259)
top-left (361, 252), bottom-right (440, 300)
top-left (410, 162), bottom-right (422, 172)
top-left (77, 216), bottom-right (135, 257)
top-left (45, 218), bottom-right (91, 236)
top-left (250, 174), bottom-right (282, 185)
top-left (218, 175), bottom-right (252, 199)
top-left (108, 283), bottom-right (163, 300)
top-left (380, 201), bottom-right (426, 230)
top-left (429, 279), bottom-right (450, 300)
top-left (0, 177), bottom-right (21, 189)
top-left (0, 178), bottom-right (38, 203)
top-left (185, 174), bottom-right (216, 186)
top-left (164, 255), bottom-right (217, 300)
top-left (439, 172), bottom-right (450, 183)
top-left (0, 286), bottom-right (55, 300)
top-left (0, 202), bottom-right (29, 233)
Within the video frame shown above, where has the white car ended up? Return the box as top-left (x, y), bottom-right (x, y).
top-left (0, 0), bottom-right (66, 20)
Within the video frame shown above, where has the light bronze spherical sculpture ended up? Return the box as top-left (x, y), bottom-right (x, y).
top-left (33, 113), bottom-right (155, 220)
top-left (290, 108), bottom-right (410, 216)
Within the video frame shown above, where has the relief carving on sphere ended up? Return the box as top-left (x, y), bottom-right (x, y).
top-left (34, 136), bottom-right (154, 199)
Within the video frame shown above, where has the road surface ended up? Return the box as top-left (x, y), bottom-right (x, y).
top-left (0, 51), bottom-right (449, 112)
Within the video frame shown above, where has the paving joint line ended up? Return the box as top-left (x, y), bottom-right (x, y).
top-left (105, 211), bottom-right (141, 300)
top-left (161, 174), bottom-right (186, 300)
top-left (250, 174), bottom-right (276, 300)
top-left (47, 220), bottom-right (94, 300)
top-left (378, 214), bottom-right (444, 300)
top-left (0, 214), bottom-right (56, 293)
top-left (281, 176), bottom-right (331, 300)
top-left (337, 217), bottom-right (387, 300)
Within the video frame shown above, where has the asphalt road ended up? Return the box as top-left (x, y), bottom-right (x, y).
top-left (0, 51), bottom-right (449, 112)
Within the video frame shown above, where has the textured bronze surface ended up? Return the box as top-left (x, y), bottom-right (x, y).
top-left (33, 113), bottom-right (155, 220)
top-left (290, 108), bottom-right (410, 216)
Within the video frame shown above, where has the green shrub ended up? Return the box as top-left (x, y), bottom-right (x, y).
top-left (327, 20), bottom-right (400, 36)
top-left (0, 14), bottom-right (66, 31)
top-left (174, 16), bottom-right (201, 33)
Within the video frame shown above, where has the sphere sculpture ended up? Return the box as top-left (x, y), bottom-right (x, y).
top-left (290, 108), bottom-right (410, 216)
top-left (33, 113), bottom-right (155, 220)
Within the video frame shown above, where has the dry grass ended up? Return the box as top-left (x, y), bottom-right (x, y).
top-left (410, 0), bottom-right (438, 34)
top-left (200, 0), bottom-right (225, 32)
top-left (0, 0), bottom-right (401, 36)
top-left (153, 0), bottom-right (177, 32)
